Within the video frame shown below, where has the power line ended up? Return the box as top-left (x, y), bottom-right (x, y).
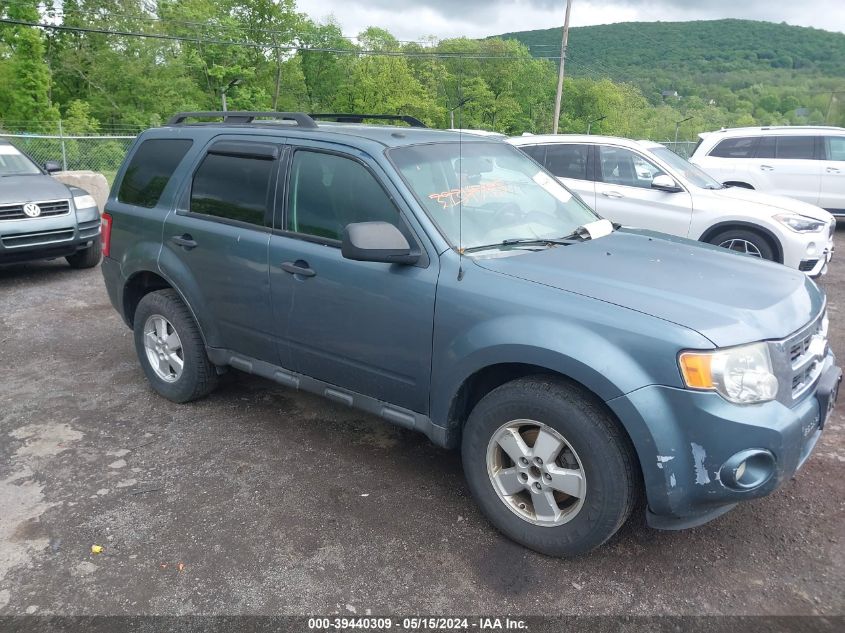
top-left (0, 17), bottom-right (563, 60)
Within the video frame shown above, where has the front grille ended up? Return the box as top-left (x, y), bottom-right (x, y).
top-left (1, 228), bottom-right (75, 248)
top-left (783, 312), bottom-right (828, 401)
top-left (0, 199), bottom-right (71, 221)
top-left (798, 259), bottom-right (818, 272)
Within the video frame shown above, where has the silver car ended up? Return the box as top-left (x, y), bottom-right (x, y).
top-left (0, 139), bottom-right (101, 268)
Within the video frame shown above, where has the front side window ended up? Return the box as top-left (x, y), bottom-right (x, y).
top-left (389, 141), bottom-right (597, 252)
top-left (825, 137), bottom-right (845, 162)
top-left (0, 143), bottom-right (41, 176)
top-left (710, 137), bottom-right (758, 159)
top-left (119, 139), bottom-right (193, 208)
top-left (598, 146), bottom-right (665, 189)
top-left (286, 150), bottom-right (402, 241)
top-left (190, 151), bottom-right (274, 226)
top-left (775, 136), bottom-right (816, 160)
top-left (544, 144), bottom-right (590, 180)
top-left (649, 146), bottom-right (723, 189)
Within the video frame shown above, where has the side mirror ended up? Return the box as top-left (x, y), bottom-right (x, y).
top-left (651, 174), bottom-right (683, 193)
top-left (44, 161), bottom-right (62, 173)
top-left (341, 221), bottom-right (419, 265)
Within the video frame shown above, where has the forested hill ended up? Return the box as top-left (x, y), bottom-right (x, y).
top-left (496, 19), bottom-right (845, 103)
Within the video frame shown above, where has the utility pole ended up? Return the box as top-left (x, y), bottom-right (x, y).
top-left (552, 0), bottom-right (573, 134)
top-left (674, 116), bottom-right (693, 145)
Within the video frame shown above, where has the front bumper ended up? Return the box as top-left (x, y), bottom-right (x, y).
top-left (607, 353), bottom-right (839, 528)
top-left (784, 221), bottom-right (835, 277)
top-left (0, 205), bottom-right (100, 264)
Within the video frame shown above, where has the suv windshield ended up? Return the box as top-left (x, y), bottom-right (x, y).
top-left (649, 146), bottom-right (723, 190)
top-left (0, 144), bottom-right (42, 176)
top-left (390, 142), bottom-right (598, 252)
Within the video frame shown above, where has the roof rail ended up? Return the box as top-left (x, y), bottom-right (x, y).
top-left (166, 111), bottom-right (318, 128)
top-left (309, 113), bottom-right (427, 128)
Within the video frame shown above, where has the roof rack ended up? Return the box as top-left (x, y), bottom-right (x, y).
top-left (166, 111), bottom-right (318, 128)
top-left (309, 113), bottom-right (427, 128)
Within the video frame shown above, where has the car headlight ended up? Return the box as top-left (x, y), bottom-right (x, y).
top-left (774, 213), bottom-right (826, 233)
top-left (73, 194), bottom-right (97, 210)
top-left (679, 342), bottom-right (778, 404)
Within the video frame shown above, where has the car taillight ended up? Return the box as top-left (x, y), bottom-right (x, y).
top-left (101, 212), bottom-right (112, 257)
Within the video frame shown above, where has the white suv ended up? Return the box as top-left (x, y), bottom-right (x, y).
top-left (690, 126), bottom-right (845, 218)
top-left (508, 134), bottom-right (835, 276)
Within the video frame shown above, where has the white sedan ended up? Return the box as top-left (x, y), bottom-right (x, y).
top-left (508, 134), bottom-right (835, 276)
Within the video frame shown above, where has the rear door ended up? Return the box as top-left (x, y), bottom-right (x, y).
top-left (752, 135), bottom-right (822, 205)
top-left (162, 136), bottom-right (281, 363)
top-left (520, 143), bottom-right (596, 208)
top-left (593, 144), bottom-right (693, 236)
top-left (820, 135), bottom-right (845, 215)
top-left (268, 140), bottom-right (438, 413)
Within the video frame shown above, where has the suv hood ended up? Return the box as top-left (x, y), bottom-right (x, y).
top-left (0, 175), bottom-right (71, 204)
top-left (473, 230), bottom-right (824, 347)
top-left (707, 186), bottom-right (833, 222)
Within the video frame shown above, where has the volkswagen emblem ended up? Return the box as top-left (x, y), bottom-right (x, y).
top-left (22, 203), bottom-right (42, 218)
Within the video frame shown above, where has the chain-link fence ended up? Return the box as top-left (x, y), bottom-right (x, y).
top-left (0, 126), bottom-right (702, 185)
top-left (0, 133), bottom-right (136, 183)
top-left (658, 141), bottom-right (699, 159)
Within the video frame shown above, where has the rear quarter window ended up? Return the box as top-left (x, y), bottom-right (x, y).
top-left (118, 139), bottom-right (193, 208)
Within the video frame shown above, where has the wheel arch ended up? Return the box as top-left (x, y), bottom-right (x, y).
top-left (122, 269), bottom-right (213, 348)
top-left (699, 220), bottom-right (784, 264)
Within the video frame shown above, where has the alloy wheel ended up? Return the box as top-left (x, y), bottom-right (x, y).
top-left (143, 314), bottom-right (184, 383)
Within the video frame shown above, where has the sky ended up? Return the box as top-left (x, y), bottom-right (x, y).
top-left (294, 0), bottom-right (845, 41)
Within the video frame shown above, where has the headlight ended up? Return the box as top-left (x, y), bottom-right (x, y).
top-left (73, 194), bottom-right (97, 210)
top-left (774, 213), bottom-right (826, 233)
top-left (679, 342), bottom-right (778, 404)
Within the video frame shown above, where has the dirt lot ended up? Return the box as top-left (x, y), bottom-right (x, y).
top-left (0, 240), bottom-right (843, 617)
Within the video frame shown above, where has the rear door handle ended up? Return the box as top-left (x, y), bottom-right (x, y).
top-left (170, 234), bottom-right (197, 250)
top-left (827, 167), bottom-right (841, 174)
top-left (280, 261), bottom-right (316, 278)
top-left (760, 165), bottom-right (775, 171)
top-left (601, 190), bottom-right (624, 198)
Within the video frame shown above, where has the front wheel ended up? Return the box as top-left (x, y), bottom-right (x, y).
top-left (462, 376), bottom-right (640, 557)
top-left (66, 236), bottom-right (102, 269)
top-left (708, 228), bottom-right (775, 261)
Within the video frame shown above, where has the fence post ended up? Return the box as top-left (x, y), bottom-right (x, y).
top-left (58, 119), bottom-right (68, 171)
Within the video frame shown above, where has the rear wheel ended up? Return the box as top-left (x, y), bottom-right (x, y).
top-left (133, 289), bottom-right (218, 403)
top-left (708, 228), bottom-right (775, 261)
top-left (461, 376), bottom-right (640, 557)
top-left (66, 237), bottom-right (102, 269)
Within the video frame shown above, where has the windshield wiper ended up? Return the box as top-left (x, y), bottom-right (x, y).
top-left (463, 236), bottom-right (581, 253)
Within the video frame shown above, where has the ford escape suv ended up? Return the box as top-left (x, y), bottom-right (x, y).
top-left (101, 112), bottom-right (840, 556)
top-left (0, 139), bottom-right (101, 268)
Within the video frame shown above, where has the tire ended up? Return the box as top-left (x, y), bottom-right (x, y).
top-left (133, 289), bottom-right (218, 403)
top-left (65, 236), bottom-right (102, 269)
top-left (708, 228), bottom-right (776, 261)
top-left (461, 376), bottom-right (640, 557)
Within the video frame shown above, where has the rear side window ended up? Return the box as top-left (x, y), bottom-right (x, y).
top-left (774, 136), bottom-right (816, 160)
top-left (190, 151), bottom-right (275, 227)
top-left (826, 137), bottom-right (845, 161)
top-left (544, 144), bottom-right (589, 180)
top-left (118, 139), bottom-right (193, 208)
top-left (709, 137), bottom-right (758, 158)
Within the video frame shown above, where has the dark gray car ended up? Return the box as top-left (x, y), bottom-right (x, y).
top-left (100, 112), bottom-right (841, 556)
top-left (0, 139), bottom-right (101, 268)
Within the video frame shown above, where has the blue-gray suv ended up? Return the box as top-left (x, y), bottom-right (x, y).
top-left (101, 112), bottom-right (841, 556)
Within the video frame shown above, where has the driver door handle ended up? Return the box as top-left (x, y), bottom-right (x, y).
top-left (601, 190), bottom-right (624, 198)
top-left (170, 234), bottom-right (197, 250)
top-left (760, 165), bottom-right (775, 171)
top-left (280, 261), bottom-right (316, 278)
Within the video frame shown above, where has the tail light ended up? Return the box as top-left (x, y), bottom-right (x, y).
top-left (101, 212), bottom-right (112, 257)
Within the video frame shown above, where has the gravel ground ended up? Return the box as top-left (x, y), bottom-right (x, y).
top-left (0, 239), bottom-right (843, 617)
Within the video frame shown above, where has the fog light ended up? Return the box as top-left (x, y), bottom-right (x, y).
top-left (806, 243), bottom-right (817, 256)
top-left (720, 449), bottom-right (775, 490)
